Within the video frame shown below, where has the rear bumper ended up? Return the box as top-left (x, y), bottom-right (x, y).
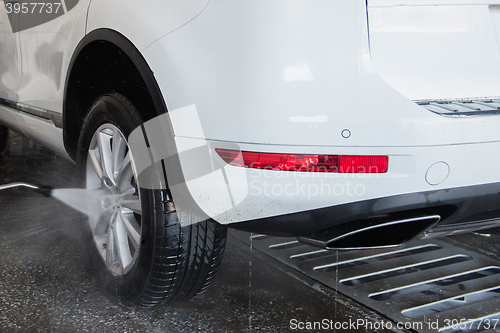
top-left (231, 182), bottom-right (500, 237)
top-left (132, 109), bottom-right (500, 234)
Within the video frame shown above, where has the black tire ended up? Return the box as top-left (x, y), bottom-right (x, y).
top-left (0, 125), bottom-right (8, 153)
top-left (76, 93), bottom-right (227, 307)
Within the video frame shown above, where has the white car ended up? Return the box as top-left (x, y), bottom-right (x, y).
top-left (1, 0), bottom-right (500, 307)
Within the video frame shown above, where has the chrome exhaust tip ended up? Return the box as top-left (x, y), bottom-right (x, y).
top-left (297, 215), bottom-right (441, 250)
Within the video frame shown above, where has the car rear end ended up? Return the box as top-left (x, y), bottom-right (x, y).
top-left (136, 0), bottom-right (500, 248)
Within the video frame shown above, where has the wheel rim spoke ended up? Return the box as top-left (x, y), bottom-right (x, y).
top-left (121, 194), bottom-right (142, 215)
top-left (116, 151), bottom-right (134, 192)
top-left (119, 211), bottom-right (141, 251)
top-left (114, 215), bottom-right (133, 269)
top-left (112, 128), bottom-right (127, 181)
top-left (106, 226), bottom-right (117, 270)
top-left (92, 213), bottom-right (112, 236)
top-left (97, 131), bottom-right (114, 184)
top-left (88, 149), bottom-right (103, 179)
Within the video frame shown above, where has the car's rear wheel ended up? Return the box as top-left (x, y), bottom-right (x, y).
top-left (76, 93), bottom-right (227, 306)
top-left (0, 125), bottom-right (9, 153)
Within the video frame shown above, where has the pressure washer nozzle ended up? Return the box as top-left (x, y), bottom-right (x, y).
top-left (33, 185), bottom-right (53, 197)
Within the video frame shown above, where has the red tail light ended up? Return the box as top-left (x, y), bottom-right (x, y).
top-left (215, 149), bottom-right (388, 173)
top-left (339, 155), bottom-right (388, 173)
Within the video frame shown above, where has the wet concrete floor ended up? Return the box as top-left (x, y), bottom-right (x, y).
top-left (1, 130), bottom-right (499, 332)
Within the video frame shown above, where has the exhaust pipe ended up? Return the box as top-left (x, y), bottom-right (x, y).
top-left (297, 215), bottom-right (441, 250)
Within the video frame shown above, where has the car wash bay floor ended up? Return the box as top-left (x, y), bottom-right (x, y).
top-left (1, 131), bottom-right (500, 333)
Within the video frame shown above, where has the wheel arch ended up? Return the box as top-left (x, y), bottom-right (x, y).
top-left (63, 28), bottom-right (168, 161)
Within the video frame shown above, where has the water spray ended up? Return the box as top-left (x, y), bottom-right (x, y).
top-left (0, 182), bottom-right (107, 220)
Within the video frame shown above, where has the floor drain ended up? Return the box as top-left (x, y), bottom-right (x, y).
top-left (230, 230), bottom-right (500, 333)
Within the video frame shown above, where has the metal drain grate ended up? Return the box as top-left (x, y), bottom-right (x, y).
top-left (230, 230), bottom-right (500, 333)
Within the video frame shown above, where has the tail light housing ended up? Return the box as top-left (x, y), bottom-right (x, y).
top-left (215, 149), bottom-right (388, 173)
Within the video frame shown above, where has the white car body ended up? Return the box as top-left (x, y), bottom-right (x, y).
top-left (2, 0), bottom-right (500, 248)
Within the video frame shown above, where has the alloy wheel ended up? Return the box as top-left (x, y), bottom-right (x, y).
top-left (85, 124), bottom-right (142, 276)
